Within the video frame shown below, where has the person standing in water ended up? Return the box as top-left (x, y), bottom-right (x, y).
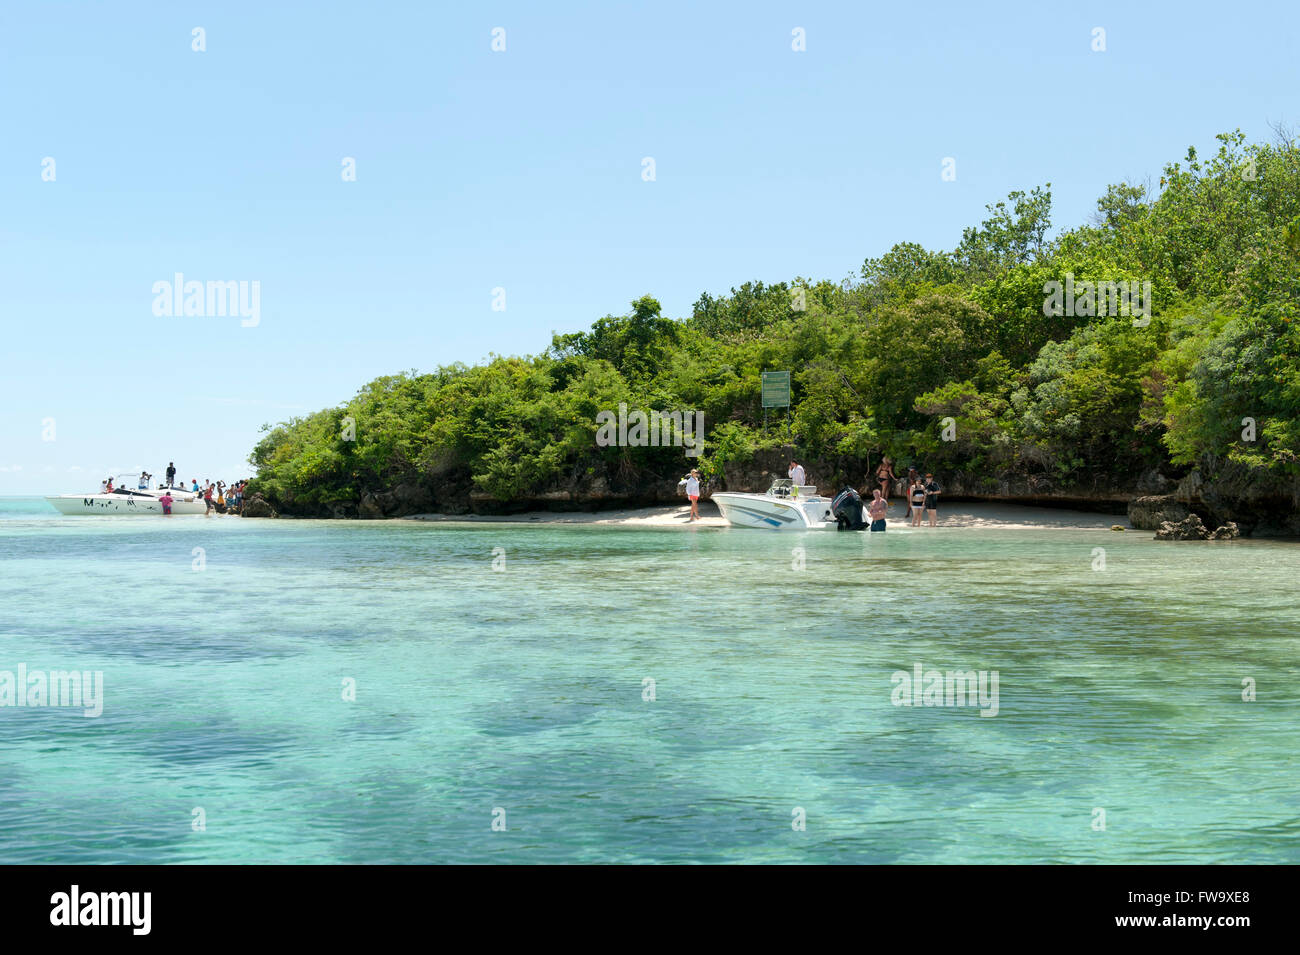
top-left (684, 469), bottom-right (701, 522)
top-left (159, 490), bottom-right (174, 516)
top-left (867, 488), bottom-right (888, 532)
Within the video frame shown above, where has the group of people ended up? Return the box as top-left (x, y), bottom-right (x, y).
top-left (188, 477), bottom-right (249, 515)
top-left (784, 458), bottom-right (940, 532)
top-left (871, 458), bottom-right (941, 529)
top-left (100, 461), bottom-right (250, 515)
top-left (681, 457), bottom-right (941, 531)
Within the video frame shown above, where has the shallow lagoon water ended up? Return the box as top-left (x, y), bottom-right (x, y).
top-left (1, 497), bottom-right (1297, 863)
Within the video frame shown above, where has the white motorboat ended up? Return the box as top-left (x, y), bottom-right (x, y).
top-left (46, 481), bottom-right (208, 516)
top-left (710, 479), bottom-right (836, 530)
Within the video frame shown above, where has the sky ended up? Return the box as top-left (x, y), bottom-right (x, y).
top-left (1, 1), bottom-right (1297, 494)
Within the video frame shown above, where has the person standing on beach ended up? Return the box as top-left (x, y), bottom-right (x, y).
top-left (203, 482), bottom-right (215, 515)
top-left (875, 458), bottom-right (896, 502)
top-left (685, 469), bottom-right (701, 522)
top-left (904, 466), bottom-right (920, 519)
top-left (788, 460), bottom-right (806, 487)
top-left (923, 473), bottom-right (941, 527)
top-left (909, 478), bottom-right (927, 526)
top-left (867, 489), bottom-right (888, 532)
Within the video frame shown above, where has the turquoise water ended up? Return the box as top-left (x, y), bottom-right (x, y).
top-left (1, 496), bottom-right (1297, 864)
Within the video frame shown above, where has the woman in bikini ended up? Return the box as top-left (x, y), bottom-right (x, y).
top-left (909, 478), bottom-right (927, 526)
top-left (875, 458), bottom-right (896, 503)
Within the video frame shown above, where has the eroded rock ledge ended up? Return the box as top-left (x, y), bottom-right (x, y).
top-left (1153, 513), bottom-right (1240, 541)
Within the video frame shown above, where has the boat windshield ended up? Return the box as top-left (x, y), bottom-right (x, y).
top-left (769, 478), bottom-right (795, 498)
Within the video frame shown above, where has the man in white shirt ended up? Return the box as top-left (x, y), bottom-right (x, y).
top-left (788, 460), bottom-right (806, 487)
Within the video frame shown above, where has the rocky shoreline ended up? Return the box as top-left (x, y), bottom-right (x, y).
top-left (241, 450), bottom-right (1298, 537)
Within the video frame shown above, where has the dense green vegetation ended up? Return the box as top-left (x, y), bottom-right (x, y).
top-left (249, 130), bottom-right (1300, 514)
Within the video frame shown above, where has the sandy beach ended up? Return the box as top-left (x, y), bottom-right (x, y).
top-left (406, 500), bottom-right (1129, 530)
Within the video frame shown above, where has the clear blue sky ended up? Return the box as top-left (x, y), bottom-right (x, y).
top-left (2, 1), bottom-right (1296, 494)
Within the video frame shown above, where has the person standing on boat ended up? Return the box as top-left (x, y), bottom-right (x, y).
top-left (138, 471), bottom-right (151, 489)
top-left (867, 488), bottom-right (888, 532)
top-left (165, 462), bottom-right (176, 487)
top-left (191, 478), bottom-right (200, 493)
top-left (923, 473), bottom-right (941, 527)
top-left (788, 460), bottom-right (806, 487)
top-left (685, 469), bottom-right (701, 522)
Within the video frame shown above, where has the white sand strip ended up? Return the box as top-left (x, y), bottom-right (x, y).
top-left (406, 500), bottom-right (1128, 530)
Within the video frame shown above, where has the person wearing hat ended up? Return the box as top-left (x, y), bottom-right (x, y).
top-left (685, 469), bottom-right (701, 522)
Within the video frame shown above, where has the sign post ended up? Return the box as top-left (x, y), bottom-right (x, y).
top-left (761, 371), bottom-right (792, 438)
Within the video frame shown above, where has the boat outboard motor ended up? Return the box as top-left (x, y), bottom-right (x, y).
top-left (831, 487), bottom-right (866, 530)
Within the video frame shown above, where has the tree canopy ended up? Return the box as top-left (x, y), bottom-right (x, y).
top-left (249, 129), bottom-right (1300, 514)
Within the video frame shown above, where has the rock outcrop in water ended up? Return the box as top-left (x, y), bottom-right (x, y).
top-left (1153, 513), bottom-right (1240, 541)
top-left (240, 493), bottom-right (278, 518)
top-left (1124, 456), bottom-right (1300, 538)
top-left (1128, 495), bottom-right (1190, 529)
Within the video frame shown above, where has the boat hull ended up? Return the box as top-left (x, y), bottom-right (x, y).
top-left (45, 494), bottom-right (209, 516)
top-left (711, 492), bottom-right (834, 530)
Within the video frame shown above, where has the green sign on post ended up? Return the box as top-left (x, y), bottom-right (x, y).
top-left (761, 371), bottom-right (791, 409)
